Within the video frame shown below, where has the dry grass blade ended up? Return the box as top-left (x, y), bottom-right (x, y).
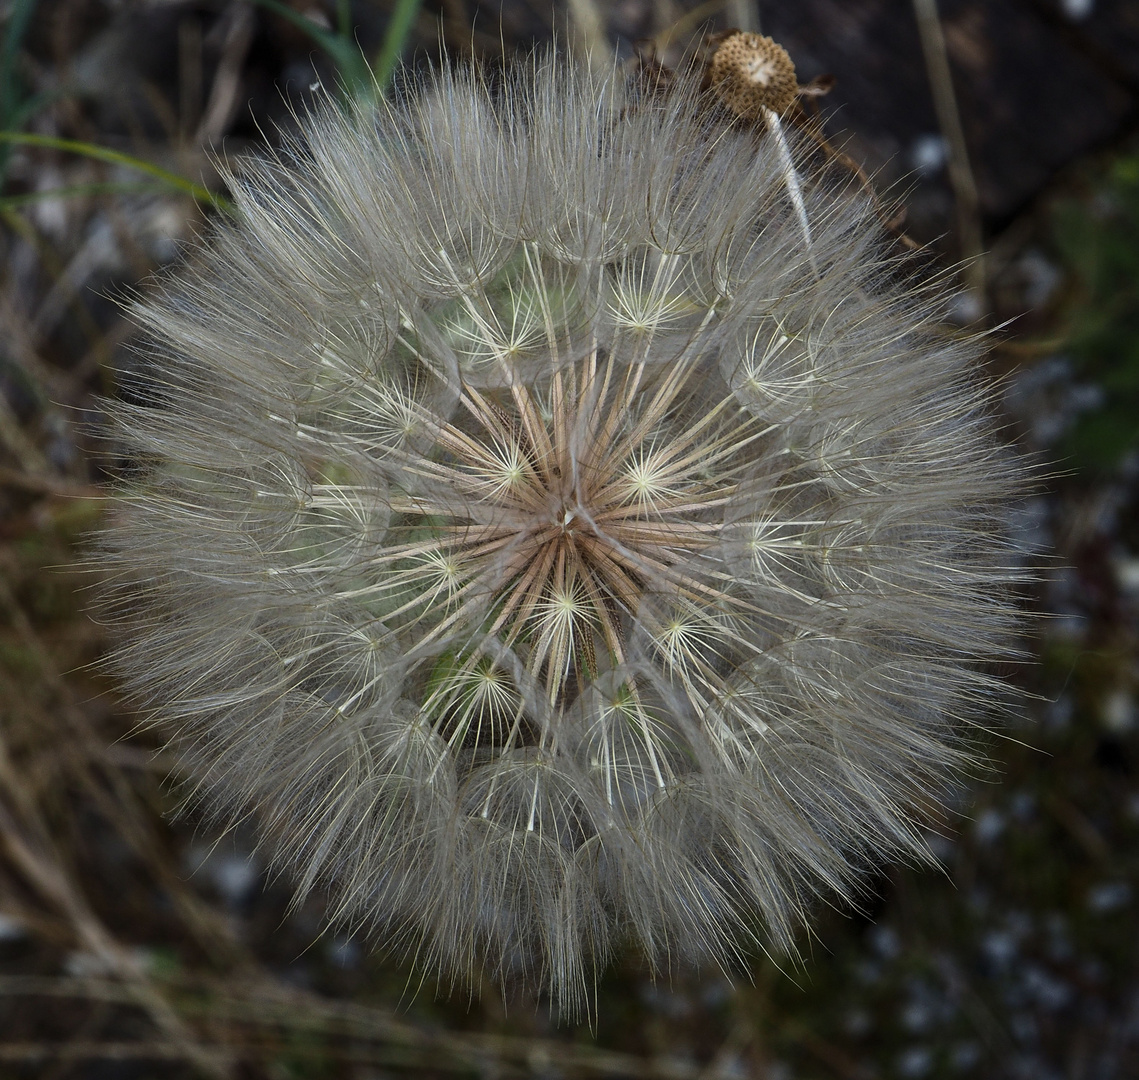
top-left (0, 776), bottom-right (233, 1077)
top-left (912, 0), bottom-right (985, 306)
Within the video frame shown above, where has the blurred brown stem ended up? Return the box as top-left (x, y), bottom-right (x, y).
top-left (912, 0), bottom-right (986, 311)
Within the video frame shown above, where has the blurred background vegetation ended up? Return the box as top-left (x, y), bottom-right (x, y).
top-left (1, 0), bottom-right (1138, 1077)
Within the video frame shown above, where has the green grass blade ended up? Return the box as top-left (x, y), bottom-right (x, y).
top-left (0, 181), bottom-right (172, 209)
top-left (0, 133), bottom-right (230, 211)
top-left (371, 0), bottom-right (424, 92)
top-left (248, 0), bottom-right (371, 92)
top-left (0, 0), bottom-right (38, 124)
top-left (0, 0), bottom-right (41, 182)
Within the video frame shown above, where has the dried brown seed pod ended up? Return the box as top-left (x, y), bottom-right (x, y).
top-left (709, 31), bottom-right (799, 119)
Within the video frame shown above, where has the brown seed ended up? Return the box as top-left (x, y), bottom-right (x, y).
top-left (709, 32), bottom-right (799, 119)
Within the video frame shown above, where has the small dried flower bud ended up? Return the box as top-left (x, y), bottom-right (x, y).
top-left (96, 58), bottom-right (1026, 1019)
top-left (709, 31), bottom-right (799, 118)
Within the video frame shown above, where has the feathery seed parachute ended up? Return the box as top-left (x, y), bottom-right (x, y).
top-left (98, 58), bottom-right (1025, 1016)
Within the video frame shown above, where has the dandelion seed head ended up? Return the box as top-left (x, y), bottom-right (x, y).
top-left (97, 57), bottom-right (1027, 1018)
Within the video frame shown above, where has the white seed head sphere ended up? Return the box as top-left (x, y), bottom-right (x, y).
top-left (99, 60), bottom-right (1024, 1015)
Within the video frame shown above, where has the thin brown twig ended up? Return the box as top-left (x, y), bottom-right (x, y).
top-left (0, 575), bottom-right (260, 975)
top-left (565, 0), bottom-right (613, 68)
top-left (0, 583), bottom-right (233, 1079)
top-left (196, 3), bottom-right (257, 145)
top-left (912, 0), bottom-right (986, 308)
top-left (643, 0), bottom-right (730, 59)
top-left (0, 396), bottom-right (51, 477)
top-left (1, 208), bottom-right (114, 366)
top-left (1044, 791), bottom-right (1110, 862)
top-left (0, 463), bottom-right (99, 496)
top-left (0, 796), bottom-right (233, 1078)
top-left (0, 972), bottom-right (711, 1078)
top-left (0, 1043), bottom-right (194, 1062)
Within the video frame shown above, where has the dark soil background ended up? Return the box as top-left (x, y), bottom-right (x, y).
top-left (2, 1), bottom-right (1139, 1077)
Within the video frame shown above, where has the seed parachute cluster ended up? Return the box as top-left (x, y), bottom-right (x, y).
top-left (98, 58), bottom-right (1025, 1016)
